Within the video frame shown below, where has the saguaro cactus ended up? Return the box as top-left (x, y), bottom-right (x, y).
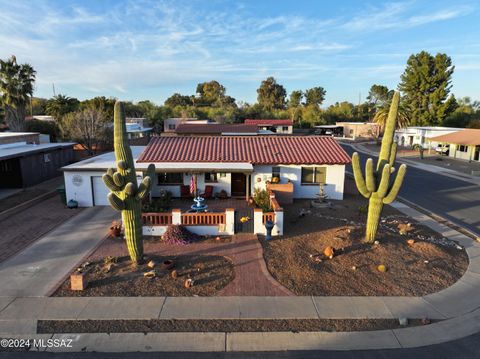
top-left (352, 91), bottom-right (407, 243)
top-left (103, 101), bottom-right (155, 264)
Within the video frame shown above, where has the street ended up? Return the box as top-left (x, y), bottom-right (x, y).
top-left (342, 145), bottom-right (480, 237)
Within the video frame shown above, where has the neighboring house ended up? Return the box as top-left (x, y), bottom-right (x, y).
top-left (244, 119), bottom-right (293, 134)
top-left (163, 118), bottom-right (214, 133)
top-left (63, 137), bottom-right (350, 207)
top-left (174, 123), bottom-right (259, 136)
top-left (125, 123), bottom-right (153, 140)
top-left (126, 117), bottom-right (148, 128)
top-left (429, 129), bottom-right (480, 162)
top-left (0, 132), bottom-right (75, 188)
top-left (336, 122), bottom-right (380, 139)
top-left (313, 125), bottom-right (344, 137)
top-left (25, 115), bottom-right (55, 122)
top-left (394, 126), bottom-right (463, 149)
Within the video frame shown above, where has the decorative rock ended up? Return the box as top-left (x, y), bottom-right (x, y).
top-left (215, 236), bottom-right (221, 241)
top-left (424, 260), bottom-right (429, 264)
top-left (351, 266), bottom-right (357, 271)
top-left (171, 270), bottom-right (178, 279)
top-left (407, 239), bottom-right (415, 246)
top-left (184, 278), bottom-right (194, 288)
top-left (147, 260), bottom-right (156, 269)
top-left (455, 244), bottom-right (463, 250)
top-left (374, 240), bottom-right (380, 245)
top-left (323, 246), bottom-right (335, 259)
top-left (161, 260), bottom-right (175, 270)
top-left (143, 270), bottom-right (156, 278)
top-left (399, 317), bottom-right (408, 326)
top-left (377, 264), bottom-right (387, 272)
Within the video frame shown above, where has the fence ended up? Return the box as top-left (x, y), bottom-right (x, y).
top-left (142, 208), bottom-right (234, 236)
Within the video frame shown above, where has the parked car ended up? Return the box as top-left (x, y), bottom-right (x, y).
top-left (435, 144), bottom-right (450, 155)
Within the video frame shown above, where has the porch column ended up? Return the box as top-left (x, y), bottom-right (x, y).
top-left (245, 173), bottom-right (250, 201)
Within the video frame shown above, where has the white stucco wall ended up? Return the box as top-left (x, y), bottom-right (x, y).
top-left (64, 171), bottom-right (143, 207)
top-left (251, 164), bottom-right (345, 200)
top-left (449, 144), bottom-right (475, 161)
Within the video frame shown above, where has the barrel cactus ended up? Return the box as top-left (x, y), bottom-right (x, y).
top-left (103, 101), bottom-right (155, 264)
top-left (352, 91), bottom-right (407, 243)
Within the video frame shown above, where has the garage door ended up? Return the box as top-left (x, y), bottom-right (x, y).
top-left (92, 176), bottom-right (110, 206)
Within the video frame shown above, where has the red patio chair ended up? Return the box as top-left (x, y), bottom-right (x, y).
top-left (200, 185), bottom-right (214, 199)
top-left (180, 185), bottom-right (191, 198)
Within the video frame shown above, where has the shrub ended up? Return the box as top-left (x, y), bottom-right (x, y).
top-left (253, 188), bottom-right (273, 212)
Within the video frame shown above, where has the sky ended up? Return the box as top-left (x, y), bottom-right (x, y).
top-left (1, 0), bottom-right (479, 106)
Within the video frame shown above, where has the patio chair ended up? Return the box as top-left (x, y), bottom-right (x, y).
top-left (200, 185), bottom-right (214, 199)
top-left (180, 185), bottom-right (191, 199)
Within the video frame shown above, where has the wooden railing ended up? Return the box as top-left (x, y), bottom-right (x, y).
top-left (181, 212), bottom-right (226, 225)
top-left (142, 213), bottom-right (172, 226)
top-left (262, 212), bottom-right (275, 224)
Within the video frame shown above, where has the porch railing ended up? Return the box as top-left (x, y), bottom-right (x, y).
top-left (142, 212), bottom-right (173, 226)
top-left (181, 212), bottom-right (226, 225)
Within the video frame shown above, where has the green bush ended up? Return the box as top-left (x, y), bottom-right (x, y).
top-left (143, 190), bottom-right (172, 212)
top-left (253, 188), bottom-right (273, 212)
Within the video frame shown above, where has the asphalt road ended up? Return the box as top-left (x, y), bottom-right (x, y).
top-left (341, 144), bottom-right (480, 237)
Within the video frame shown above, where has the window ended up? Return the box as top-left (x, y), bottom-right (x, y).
top-left (282, 126), bottom-right (289, 131)
top-left (272, 166), bottom-right (280, 181)
top-left (301, 167), bottom-right (327, 184)
top-left (157, 172), bottom-right (183, 185)
top-left (204, 173), bottom-right (218, 182)
top-left (168, 124), bottom-right (176, 130)
top-left (458, 145), bottom-right (468, 153)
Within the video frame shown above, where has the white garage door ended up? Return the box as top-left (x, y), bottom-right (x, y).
top-left (92, 176), bottom-right (110, 206)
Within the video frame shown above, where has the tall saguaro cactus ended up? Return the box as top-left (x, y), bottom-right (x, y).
top-left (352, 92), bottom-right (407, 243)
top-left (103, 101), bottom-right (155, 264)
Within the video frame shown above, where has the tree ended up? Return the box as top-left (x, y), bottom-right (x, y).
top-left (81, 96), bottom-right (116, 122)
top-left (443, 97), bottom-right (480, 128)
top-left (304, 87), bottom-right (326, 108)
top-left (398, 51), bottom-right (456, 126)
top-left (165, 93), bottom-right (193, 107)
top-left (288, 90), bottom-right (303, 108)
top-left (373, 98), bottom-right (411, 131)
top-left (45, 94), bottom-right (80, 121)
top-left (0, 55), bottom-right (36, 131)
top-left (367, 85), bottom-right (392, 107)
top-left (62, 107), bottom-right (111, 155)
top-left (196, 81), bottom-right (226, 106)
top-left (30, 97), bottom-right (48, 115)
top-left (257, 77), bottom-right (286, 111)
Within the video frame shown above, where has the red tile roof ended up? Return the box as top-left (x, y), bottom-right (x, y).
top-left (137, 136), bottom-right (351, 165)
top-left (175, 123), bottom-right (258, 134)
top-left (245, 119), bottom-right (293, 126)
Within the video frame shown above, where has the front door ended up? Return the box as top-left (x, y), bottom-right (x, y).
top-left (231, 173), bottom-right (246, 197)
top-left (475, 146), bottom-right (480, 161)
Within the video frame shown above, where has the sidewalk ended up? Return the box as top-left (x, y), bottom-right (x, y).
top-left (0, 202), bottom-right (479, 352)
top-left (0, 206), bottom-right (118, 297)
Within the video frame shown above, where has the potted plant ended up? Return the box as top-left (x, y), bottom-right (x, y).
top-left (109, 221), bottom-right (122, 237)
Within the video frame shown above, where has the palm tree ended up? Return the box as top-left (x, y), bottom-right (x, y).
top-left (373, 98), bottom-right (411, 131)
top-left (0, 55), bottom-right (36, 131)
top-left (45, 94), bottom-right (79, 121)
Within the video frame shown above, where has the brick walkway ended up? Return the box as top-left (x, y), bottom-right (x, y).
top-left (89, 233), bottom-right (292, 296)
top-left (0, 195), bottom-right (84, 263)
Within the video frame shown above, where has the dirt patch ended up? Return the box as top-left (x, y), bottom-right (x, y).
top-left (52, 254), bottom-right (235, 297)
top-left (37, 318), bottom-right (432, 333)
top-left (261, 195), bottom-right (468, 296)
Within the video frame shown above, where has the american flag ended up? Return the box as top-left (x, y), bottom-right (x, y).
top-left (190, 175), bottom-right (196, 195)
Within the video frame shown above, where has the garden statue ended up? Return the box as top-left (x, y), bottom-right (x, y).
top-left (351, 91), bottom-right (407, 243)
top-left (265, 220), bottom-right (274, 240)
top-left (103, 101), bottom-right (155, 264)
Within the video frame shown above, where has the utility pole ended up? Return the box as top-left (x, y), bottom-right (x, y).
top-left (52, 83), bottom-right (56, 97)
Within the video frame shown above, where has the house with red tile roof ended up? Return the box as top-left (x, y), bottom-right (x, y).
top-left (244, 119), bottom-right (293, 134)
top-left (62, 136), bottom-right (350, 207)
